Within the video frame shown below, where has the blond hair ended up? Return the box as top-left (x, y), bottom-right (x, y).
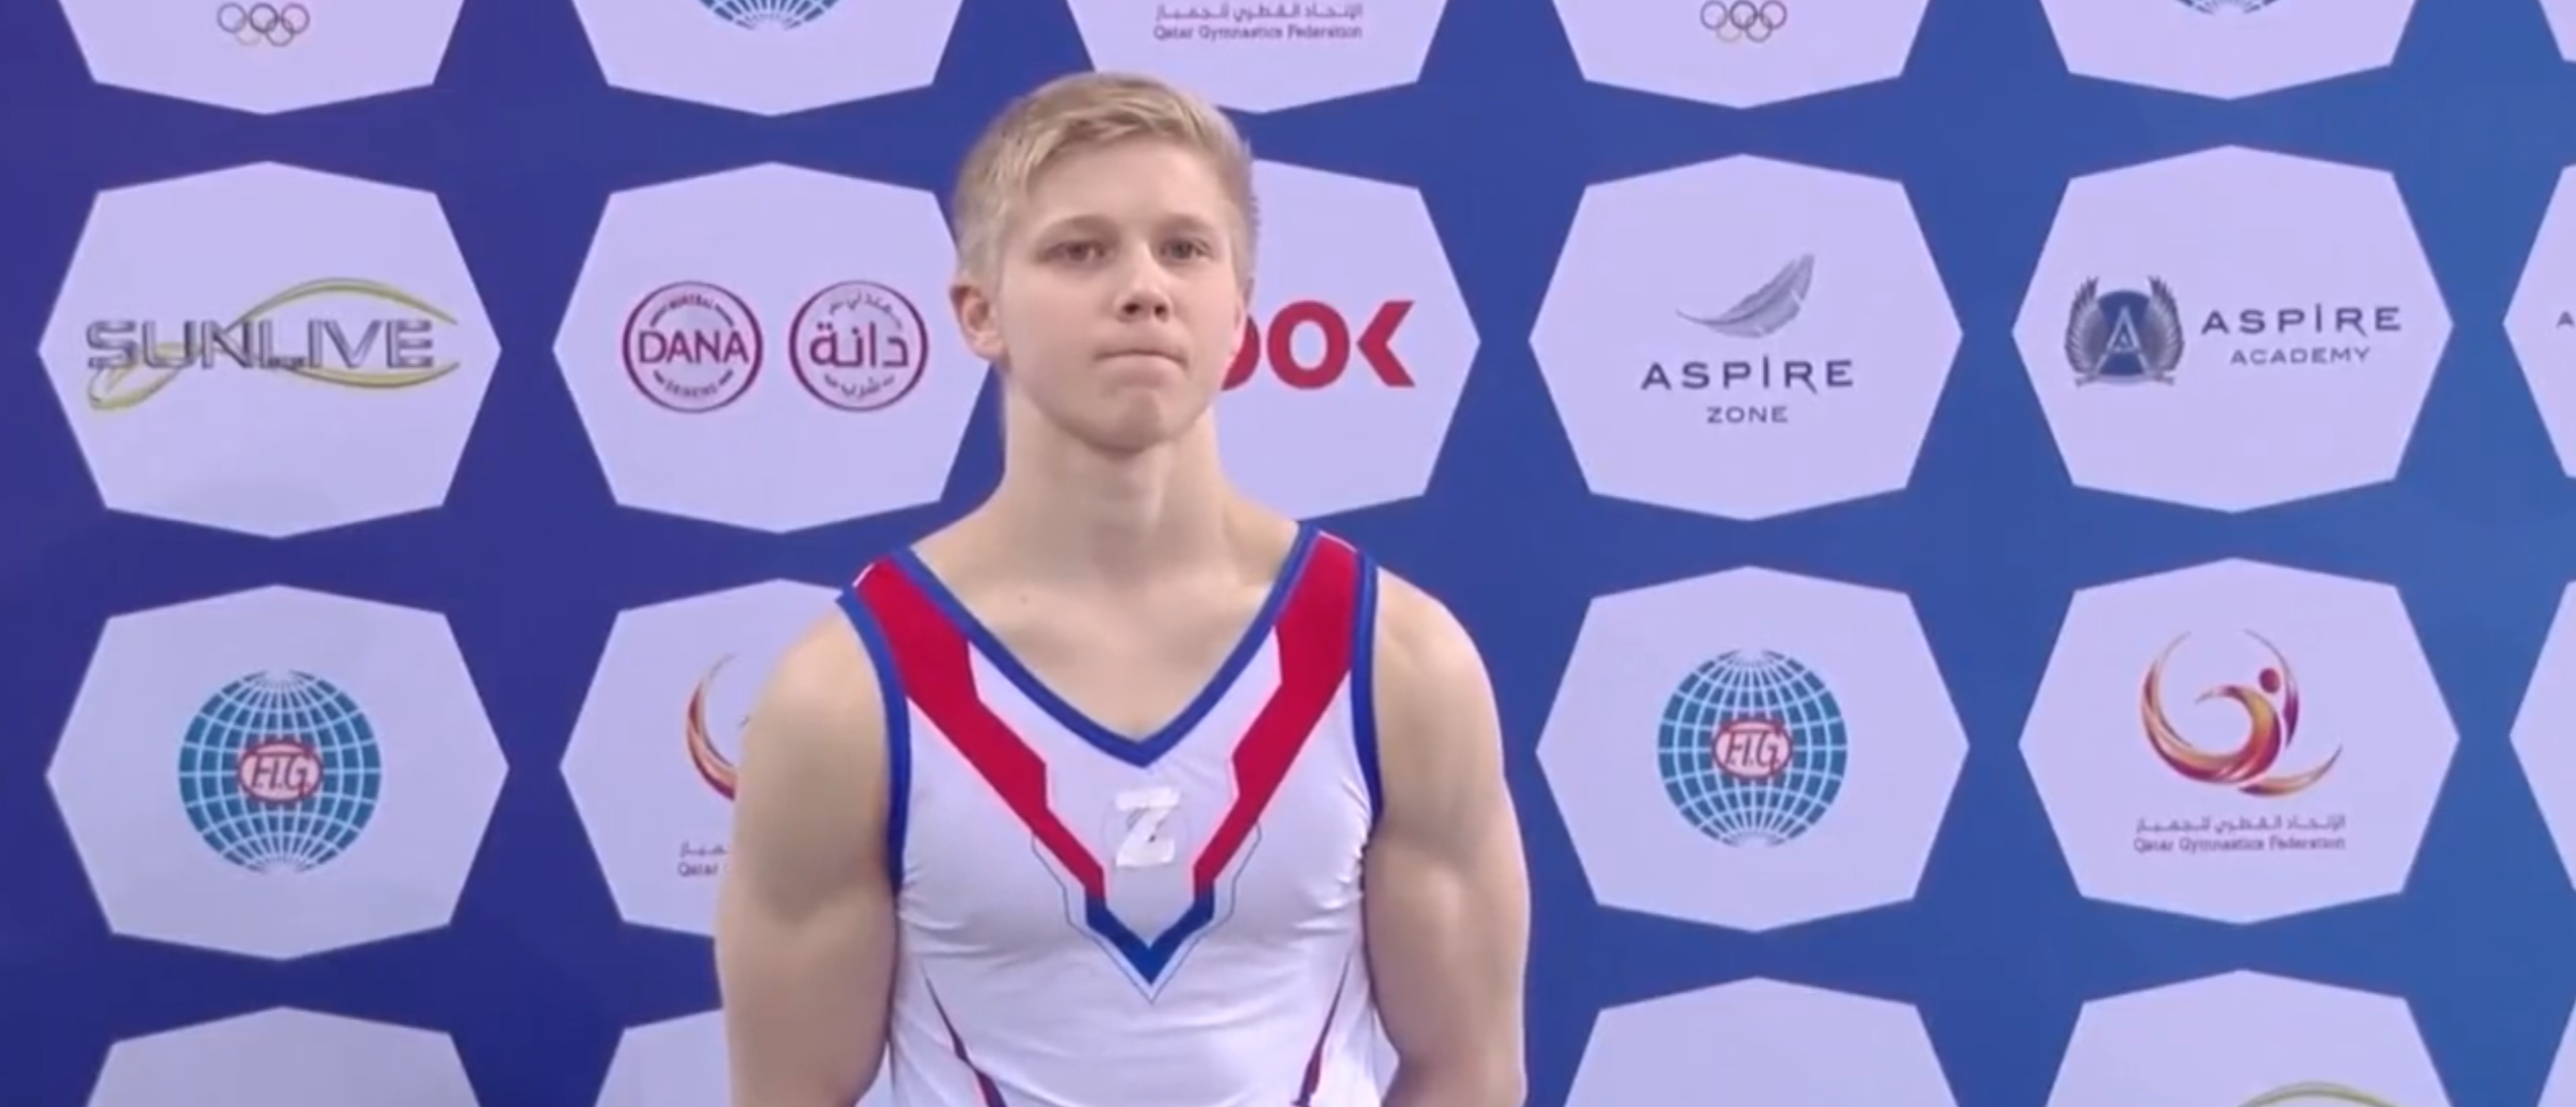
top-left (950, 71), bottom-right (1259, 285)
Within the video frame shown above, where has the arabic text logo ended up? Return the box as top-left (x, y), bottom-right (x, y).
top-left (2176, 0), bottom-right (2285, 13)
top-left (2143, 630), bottom-right (2338, 797)
top-left (1152, 3), bottom-right (1367, 42)
top-left (2065, 277), bottom-right (2186, 385)
top-left (791, 280), bottom-right (927, 411)
top-left (83, 277), bottom-right (463, 411)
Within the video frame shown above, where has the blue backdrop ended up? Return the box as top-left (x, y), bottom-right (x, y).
top-left (5, 0), bottom-right (2576, 1104)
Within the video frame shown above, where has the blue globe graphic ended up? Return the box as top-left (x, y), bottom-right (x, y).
top-left (699, 0), bottom-right (843, 29)
top-left (1656, 649), bottom-right (1850, 845)
top-left (177, 670), bottom-right (383, 874)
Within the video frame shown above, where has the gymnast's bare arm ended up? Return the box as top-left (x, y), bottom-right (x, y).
top-left (1362, 574), bottom-right (1532, 1107)
top-left (715, 616), bottom-right (898, 1107)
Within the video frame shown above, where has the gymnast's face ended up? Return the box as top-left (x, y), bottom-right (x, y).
top-left (957, 138), bottom-right (1250, 454)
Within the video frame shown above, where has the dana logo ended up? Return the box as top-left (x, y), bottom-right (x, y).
top-left (620, 278), bottom-right (926, 413)
top-left (557, 166), bottom-right (976, 530)
top-left (178, 669), bottom-right (384, 875)
top-left (1657, 648), bottom-right (1849, 846)
top-left (698, 0), bottom-right (845, 29)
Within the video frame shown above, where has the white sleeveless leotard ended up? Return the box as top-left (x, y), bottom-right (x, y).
top-left (836, 523), bottom-right (1388, 1107)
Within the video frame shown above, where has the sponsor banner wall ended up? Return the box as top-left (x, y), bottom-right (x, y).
top-left (4, 1), bottom-right (2576, 1106)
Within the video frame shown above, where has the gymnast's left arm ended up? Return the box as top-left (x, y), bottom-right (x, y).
top-left (1361, 574), bottom-right (1532, 1107)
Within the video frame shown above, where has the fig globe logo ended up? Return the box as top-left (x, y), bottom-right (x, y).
top-left (177, 669), bottom-right (384, 874)
top-left (624, 281), bottom-right (764, 413)
top-left (698, 0), bottom-right (845, 30)
top-left (1656, 648), bottom-right (1849, 845)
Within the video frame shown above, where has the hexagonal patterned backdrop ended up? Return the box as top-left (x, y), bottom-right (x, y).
top-left (6, 0), bottom-right (2576, 1105)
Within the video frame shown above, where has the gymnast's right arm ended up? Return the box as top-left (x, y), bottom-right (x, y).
top-left (715, 618), bottom-right (898, 1107)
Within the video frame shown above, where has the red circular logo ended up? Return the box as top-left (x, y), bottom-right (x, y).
top-left (236, 738), bottom-right (323, 804)
top-left (789, 280), bottom-right (927, 411)
top-left (623, 280), bottom-right (763, 413)
top-left (1710, 717), bottom-right (1791, 780)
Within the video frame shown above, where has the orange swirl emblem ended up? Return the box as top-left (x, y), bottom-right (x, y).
top-left (684, 655), bottom-right (743, 799)
top-left (2141, 630), bottom-right (2338, 797)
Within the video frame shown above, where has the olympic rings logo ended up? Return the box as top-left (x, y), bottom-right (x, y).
top-left (1700, 0), bottom-right (1787, 42)
top-left (216, 3), bottom-right (310, 46)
